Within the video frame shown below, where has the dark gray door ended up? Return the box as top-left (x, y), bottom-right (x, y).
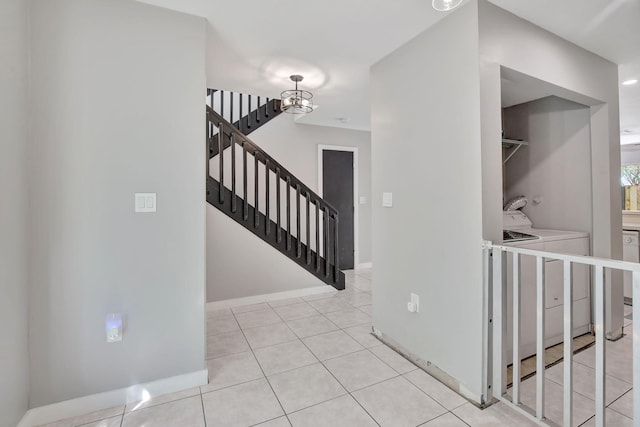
top-left (322, 150), bottom-right (354, 269)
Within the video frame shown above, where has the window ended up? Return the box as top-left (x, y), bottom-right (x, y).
top-left (622, 165), bottom-right (640, 210)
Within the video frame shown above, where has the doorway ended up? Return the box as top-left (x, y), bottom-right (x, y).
top-left (318, 145), bottom-right (358, 270)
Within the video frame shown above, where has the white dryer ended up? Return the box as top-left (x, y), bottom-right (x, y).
top-left (502, 211), bottom-right (591, 360)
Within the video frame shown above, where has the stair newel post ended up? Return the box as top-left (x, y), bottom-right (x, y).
top-left (286, 177), bottom-right (291, 251)
top-left (324, 206), bottom-right (329, 277)
top-left (276, 168), bottom-right (281, 243)
top-left (265, 98), bottom-right (270, 118)
top-left (254, 152), bottom-right (259, 229)
top-left (296, 185), bottom-right (301, 258)
top-left (239, 94), bottom-right (243, 122)
top-left (306, 193), bottom-right (311, 265)
top-left (218, 121), bottom-right (224, 204)
top-left (333, 213), bottom-right (339, 284)
top-left (315, 202), bottom-right (320, 272)
top-left (265, 159), bottom-right (270, 236)
top-left (243, 144), bottom-right (248, 220)
top-left (230, 133), bottom-right (236, 213)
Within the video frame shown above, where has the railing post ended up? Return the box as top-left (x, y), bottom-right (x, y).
top-left (563, 260), bottom-right (573, 427)
top-left (254, 153), bottom-right (259, 228)
top-left (286, 177), bottom-right (291, 250)
top-left (594, 265), bottom-right (606, 427)
top-left (315, 203), bottom-right (320, 271)
top-left (536, 256), bottom-right (545, 421)
top-left (492, 247), bottom-right (505, 400)
top-left (333, 213), bottom-right (339, 283)
top-left (306, 193), bottom-right (311, 264)
top-left (276, 169), bottom-right (281, 243)
top-left (296, 186), bottom-right (301, 258)
top-left (242, 144), bottom-right (248, 220)
top-left (513, 253), bottom-right (521, 405)
top-left (324, 206), bottom-right (329, 277)
top-left (206, 111), bottom-right (211, 180)
top-left (247, 95), bottom-right (252, 129)
top-left (218, 121), bottom-right (224, 204)
top-left (265, 159), bottom-right (270, 236)
top-left (230, 92), bottom-right (234, 125)
top-left (231, 133), bottom-right (236, 213)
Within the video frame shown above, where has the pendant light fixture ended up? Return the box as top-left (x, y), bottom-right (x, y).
top-left (432, 0), bottom-right (463, 11)
top-left (281, 75), bottom-right (313, 114)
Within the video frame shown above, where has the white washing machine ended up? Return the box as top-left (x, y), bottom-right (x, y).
top-left (503, 210), bottom-right (591, 360)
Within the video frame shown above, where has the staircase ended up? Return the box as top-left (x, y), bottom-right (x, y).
top-left (206, 89), bottom-right (345, 290)
top-left (207, 89), bottom-right (283, 157)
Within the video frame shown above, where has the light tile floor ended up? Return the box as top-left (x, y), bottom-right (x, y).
top-left (507, 303), bottom-right (635, 426)
top-left (38, 269), bottom-right (632, 426)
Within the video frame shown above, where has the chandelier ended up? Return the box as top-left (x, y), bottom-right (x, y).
top-left (281, 75), bottom-right (313, 114)
top-left (432, 0), bottom-right (463, 11)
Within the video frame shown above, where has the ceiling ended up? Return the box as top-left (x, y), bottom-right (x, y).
top-left (138, 0), bottom-right (640, 142)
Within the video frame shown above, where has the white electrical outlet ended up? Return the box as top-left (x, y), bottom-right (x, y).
top-left (106, 313), bottom-right (123, 343)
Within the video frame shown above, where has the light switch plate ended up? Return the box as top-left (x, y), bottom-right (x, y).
top-left (382, 192), bottom-right (393, 208)
top-left (135, 193), bottom-right (156, 213)
top-left (359, 196), bottom-right (367, 205)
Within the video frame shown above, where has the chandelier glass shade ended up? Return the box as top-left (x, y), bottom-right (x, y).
top-left (281, 75), bottom-right (313, 114)
top-left (432, 0), bottom-right (463, 11)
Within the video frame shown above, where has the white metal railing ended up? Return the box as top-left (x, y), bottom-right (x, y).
top-left (483, 240), bottom-right (640, 427)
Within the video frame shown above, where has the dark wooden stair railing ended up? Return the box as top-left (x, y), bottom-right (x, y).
top-left (207, 89), bottom-right (283, 158)
top-left (206, 105), bottom-right (345, 290)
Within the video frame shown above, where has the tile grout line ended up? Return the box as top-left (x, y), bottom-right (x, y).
top-left (448, 410), bottom-right (473, 427)
top-left (199, 390), bottom-right (207, 427)
top-left (234, 309), bottom-right (291, 422)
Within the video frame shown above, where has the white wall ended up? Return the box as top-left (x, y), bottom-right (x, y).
top-left (371, 1), bottom-right (486, 401)
top-left (29, 0), bottom-right (207, 406)
top-left (479, 0), bottom-right (624, 337)
top-left (206, 115), bottom-right (371, 302)
top-left (504, 96), bottom-right (592, 233)
top-left (0, 0), bottom-right (30, 424)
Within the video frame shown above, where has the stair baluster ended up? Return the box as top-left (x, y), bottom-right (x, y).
top-left (231, 133), bottom-right (237, 213)
top-left (254, 153), bottom-right (259, 229)
top-left (296, 186), bottom-right (301, 258)
top-left (276, 168), bottom-right (281, 243)
top-left (315, 203), bottom-right (320, 272)
top-left (265, 158), bottom-right (270, 236)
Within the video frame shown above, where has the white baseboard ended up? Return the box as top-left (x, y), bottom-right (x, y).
top-left (18, 369), bottom-right (208, 427)
top-left (356, 262), bottom-right (372, 270)
top-left (207, 285), bottom-right (337, 310)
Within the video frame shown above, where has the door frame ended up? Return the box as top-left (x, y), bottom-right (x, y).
top-left (317, 144), bottom-right (359, 269)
